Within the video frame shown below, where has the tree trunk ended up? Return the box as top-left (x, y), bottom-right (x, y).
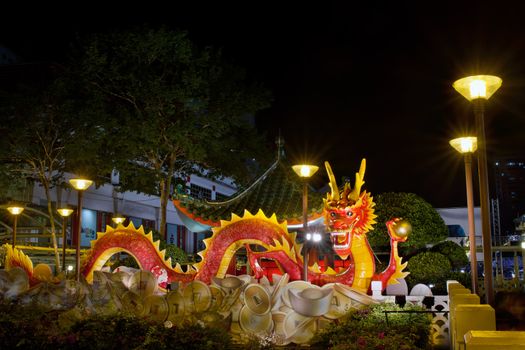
top-left (44, 181), bottom-right (61, 273)
top-left (159, 156), bottom-right (176, 240)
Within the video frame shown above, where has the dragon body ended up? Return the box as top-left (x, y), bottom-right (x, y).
top-left (7, 159), bottom-right (409, 294)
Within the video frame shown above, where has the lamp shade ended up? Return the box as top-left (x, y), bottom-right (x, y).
top-left (69, 178), bottom-right (93, 191)
top-left (453, 75), bottom-right (502, 101)
top-left (57, 208), bottom-right (74, 217)
top-left (450, 137), bottom-right (478, 154)
top-left (292, 164), bottom-right (319, 178)
top-left (7, 206), bottom-right (24, 215)
top-left (112, 215), bottom-right (126, 224)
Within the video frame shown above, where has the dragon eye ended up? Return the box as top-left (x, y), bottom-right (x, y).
top-left (347, 211), bottom-right (353, 217)
top-left (330, 212), bottom-right (336, 218)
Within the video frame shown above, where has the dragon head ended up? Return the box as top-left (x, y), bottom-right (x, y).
top-left (324, 159), bottom-right (377, 260)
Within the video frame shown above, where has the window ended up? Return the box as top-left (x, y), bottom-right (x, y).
top-left (215, 192), bottom-right (229, 201)
top-left (190, 184), bottom-right (211, 200)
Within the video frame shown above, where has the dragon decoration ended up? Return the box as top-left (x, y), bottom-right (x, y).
top-left (6, 159), bottom-right (410, 294)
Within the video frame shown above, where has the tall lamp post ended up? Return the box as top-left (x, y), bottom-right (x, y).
top-left (69, 178), bottom-right (93, 281)
top-left (453, 75), bottom-right (502, 305)
top-left (57, 208), bottom-right (74, 273)
top-left (450, 136), bottom-right (479, 294)
top-left (7, 206), bottom-right (24, 248)
top-left (292, 164), bottom-right (319, 281)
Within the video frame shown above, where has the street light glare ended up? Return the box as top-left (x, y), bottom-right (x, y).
top-left (57, 208), bottom-right (74, 217)
top-left (469, 79), bottom-right (486, 99)
top-left (292, 164), bottom-right (319, 178)
top-left (7, 206), bottom-right (24, 215)
top-left (313, 233), bottom-right (322, 242)
top-left (69, 178), bottom-right (93, 191)
top-left (452, 75), bottom-right (502, 101)
top-left (112, 216), bottom-right (126, 224)
top-left (449, 137), bottom-right (478, 154)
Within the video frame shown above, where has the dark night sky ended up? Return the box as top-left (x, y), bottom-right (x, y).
top-left (3, 2), bottom-right (525, 208)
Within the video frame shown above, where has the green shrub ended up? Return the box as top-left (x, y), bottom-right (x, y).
top-left (139, 322), bottom-right (233, 350)
top-left (0, 302), bottom-right (232, 350)
top-left (164, 244), bottom-right (189, 265)
top-left (311, 303), bottom-right (432, 349)
top-left (368, 192), bottom-right (448, 250)
top-left (0, 301), bottom-right (62, 348)
top-left (430, 241), bottom-right (468, 270)
top-left (406, 252), bottom-right (451, 294)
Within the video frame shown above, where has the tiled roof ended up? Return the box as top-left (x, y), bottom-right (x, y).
top-left (173, 157), bottom-right (325, 228)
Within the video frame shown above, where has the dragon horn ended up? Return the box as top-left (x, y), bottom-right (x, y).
top-left (325, 161), bottom-right (340, 201)
top-left (349, 158), bottom-right (366, 201)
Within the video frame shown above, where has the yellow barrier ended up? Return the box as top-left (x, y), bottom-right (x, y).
top-left (454, 305), bottom-right (496, 350)
top-left (464, 330), bottom-right (525, 349)
top-left (449, 293), bottom-right (480, 347)
top-left (447, 281), bottom-right (464, 293)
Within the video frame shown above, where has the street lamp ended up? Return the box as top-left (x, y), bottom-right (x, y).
top-left (7, 206), bottom-right (24, 248)
top-left (112, 214), bottom-right (126, 225)
top-left (57, 208), bottom-right (74, 273)
top-left (69, 178), bottom-right (93, 281)
top-left (453, 75), bottom-right (502, 305)
top-left (450, 136), bottom-right (479, 294)
top-left (292, 164), bottom-right (319, 281)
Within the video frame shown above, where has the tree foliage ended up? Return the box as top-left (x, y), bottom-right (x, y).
top-left (0, 83), bottom-right (81, 271)
top-left (368, 192), bottom-right (448, 249)
top-left (430, 240), bottom-right (469, 270)
top-left (405, 251), bottom-right (452, 295)
top-left (72, 26), bottom-right (272, 237)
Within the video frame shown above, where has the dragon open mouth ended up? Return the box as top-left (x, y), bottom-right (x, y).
top-left (331, 231), bottom-right (350, 250)
top-left (329, 230), bottom-right (353, 260)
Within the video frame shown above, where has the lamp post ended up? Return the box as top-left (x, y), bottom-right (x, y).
top-left (57, 208), bottom-right (74, 273)
top-left (7, 206), bottom-right (24, 248)
top-left (292, 164), bottom-right (319, 281)
top-left (69, 178), bottom-right (93, 281)
top-left (450, 136), bottom-right (479, 294)
top-left (453, 75), bottom-right (502, 305)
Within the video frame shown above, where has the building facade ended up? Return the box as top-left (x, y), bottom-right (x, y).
top-left (29, 172), bottom-right (236, 254)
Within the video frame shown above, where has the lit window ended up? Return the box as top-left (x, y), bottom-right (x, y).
top-left (190, 184), bottom-right (212, 200)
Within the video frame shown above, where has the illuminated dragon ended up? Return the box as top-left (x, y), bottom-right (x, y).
top-left (6, 159), bottom-right (409, 294)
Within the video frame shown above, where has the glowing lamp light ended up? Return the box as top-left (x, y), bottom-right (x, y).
top-left (453, 75), bottom-right (502, 101)
top-left (450, 137), bottom-right (478, 154)
top-left (292, 164), bottom-right (319, 178)
top-left (57, 208), bottom-right (74, 217)
top-left (521, 241), bottom-right (525, 249)
top-left (112, 215), bottom-right (126, 224)
top-left (69, 178), bottom-right (93, 191)
top-left (7, 206), bottom-right (24, 215)
top-left (67, 265), bottom-right (73, 272)
top-left (306, 232), bottom-right (322, 242)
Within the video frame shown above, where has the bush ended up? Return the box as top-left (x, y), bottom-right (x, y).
top-left (368, 192), bottom-right (448, 250)
top-left (311, 303), bottom-right (432, 349)
top-left (164, 244), bottom-right (189, 265)
top-left (0, 301), bottom-right (62, 348)
top-left (430, 241), bottom-right (468, 270)
top-left (0, 302), bottom-right (232, 350)
top-left (406, 252), bottom-right (451, 294)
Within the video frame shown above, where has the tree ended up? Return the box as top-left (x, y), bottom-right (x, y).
top-left (73, 26), bottom-right (271, 238)
top-left (368, 192), bottom-right (448, 249)
top-left (405, 251), bottom-right (452, 294)
top-left (430, 240), bottom-right (469, 270)
top-left (0, 84), bottom-right (73, 271)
